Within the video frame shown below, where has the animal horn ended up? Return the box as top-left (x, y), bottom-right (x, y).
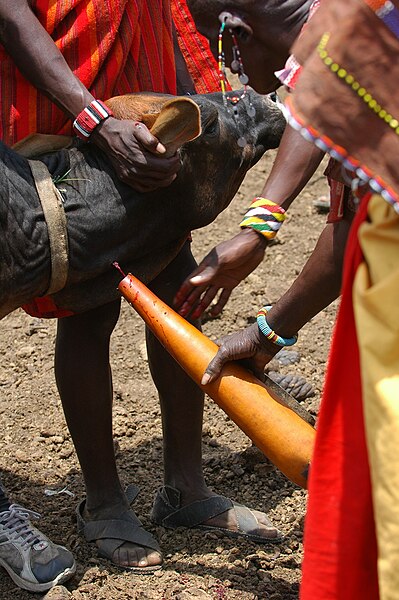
top-left (118, 273), bottom-right (315, 489)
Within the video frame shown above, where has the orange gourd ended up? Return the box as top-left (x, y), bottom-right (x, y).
top-left (118, 273), bottom-right (315, 488)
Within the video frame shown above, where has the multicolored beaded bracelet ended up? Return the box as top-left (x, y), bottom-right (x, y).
top-left (240, 197), bottom-right (287, 240)
top-left (73, 99), bottom-right (114, 140)
top-left (256, 305), bottom-right (298, 347)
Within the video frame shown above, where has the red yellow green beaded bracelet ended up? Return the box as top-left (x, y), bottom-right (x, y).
top-left (240, 197), bottom-right (287, 240)
top-left (256, 305), bottom-right (298, 347)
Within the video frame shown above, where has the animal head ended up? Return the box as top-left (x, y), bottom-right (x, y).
top-left (13, 90), bottom-right (284, 231)
top-left (13, 90), bottom-right (284, 170)
top-left (107, 90), bottom-right (285, 226)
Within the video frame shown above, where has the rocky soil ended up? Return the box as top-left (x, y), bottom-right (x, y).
top-left (0, 147), bottom-right (337, 599)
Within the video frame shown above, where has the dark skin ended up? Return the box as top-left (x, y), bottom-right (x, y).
top-left (175, 125), bottom-right (324, 319)
top-left (0, 0), bottom-right (283, 569)
top-left (56, 244), bottom-right (279, 570)
top-left (201, 212), bottom-right (354, 383)
top-left (179, 0), bottom-right (352, 379)
top-left (52, 0), bottom-right (333, 567)
top-left (188, 0), bottom-right (313, 93)
top-left (0, 0), bottom-right (180, 567)
top-left (0, 0), bottom-right (180, 192)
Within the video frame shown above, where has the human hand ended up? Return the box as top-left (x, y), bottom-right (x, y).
top-left (174, 228), bottom-right (268, 319)
top-left (92, 117), bottom-right (180, 192)
top-left (201, 322), bottom-right (279, 385)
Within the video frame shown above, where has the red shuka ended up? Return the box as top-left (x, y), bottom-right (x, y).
top-left (301, 193), bottom-right (379, 599)
top-left (0, 0), bottom-right (221, 318)
top-left (0, 0), bottom-right (179, 145)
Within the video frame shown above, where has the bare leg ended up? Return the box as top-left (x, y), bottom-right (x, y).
top-left (146, 242), bottom-right (279, 537)
top-left (55, 300), bottom-right (162, 569)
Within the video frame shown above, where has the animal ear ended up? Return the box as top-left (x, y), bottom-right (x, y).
top-left (12, 133), bottom-right (74, 158)
top-left (105, 93), bottom-right (172, 122)
top-left (106, 94), bottom-right (201, 156)
top-left (149, 97), bottom-right (201, 157)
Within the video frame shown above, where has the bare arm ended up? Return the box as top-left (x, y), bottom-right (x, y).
top-left (0, 0), bottom-right (179, 191)
top-left (0, 0), bottom-right (91, 117)
top-left (175, 124), bottom-right (325, 316)
top-left (259, 120), bottom-right (324, 209)
top-left (201, 215), bottom-right (352, 384)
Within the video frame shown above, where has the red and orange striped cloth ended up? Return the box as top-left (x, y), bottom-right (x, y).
top-left (0, 0), bottom-right (220, 146)
top-left (0, 0), bottom-right (221, 318)
top-left (172, 0), bottom-right (221, 94)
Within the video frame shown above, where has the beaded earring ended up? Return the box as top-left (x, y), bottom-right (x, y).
top-left (217, 19), bottom-right (255, 147)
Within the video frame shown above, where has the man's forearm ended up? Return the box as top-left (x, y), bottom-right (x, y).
top-left (239, 123), bottom-right (325, 248)
top-left (0, 0), bottom-right (93, 118)
top-left (265, 217), bottom-right (352, 338)
top-left (261, 123), bottom-right (325, 211)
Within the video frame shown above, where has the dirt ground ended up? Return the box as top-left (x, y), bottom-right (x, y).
top-left (0, 146), bottom-right (337, 599)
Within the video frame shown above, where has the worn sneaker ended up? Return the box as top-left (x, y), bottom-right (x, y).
top-left (0, 504), bottom-right (76, 592)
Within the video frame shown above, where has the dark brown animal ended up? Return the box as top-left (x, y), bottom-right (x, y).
top-left (0, 90), bottom-right (284, 318)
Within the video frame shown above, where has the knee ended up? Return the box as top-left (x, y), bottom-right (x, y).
top-left (57, 300), bottom-right (121, 344)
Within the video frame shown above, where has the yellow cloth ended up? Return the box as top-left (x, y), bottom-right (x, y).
top-left (353, 194), bottom-right (399, 600)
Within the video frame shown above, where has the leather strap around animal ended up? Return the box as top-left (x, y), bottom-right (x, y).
top-left (28, 159), bottom-right (69, 295)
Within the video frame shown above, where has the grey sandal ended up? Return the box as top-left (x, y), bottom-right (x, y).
top-left (76, 484), bottom-right (162, 573)
top-left (151, 485), bottom-right (282, 544)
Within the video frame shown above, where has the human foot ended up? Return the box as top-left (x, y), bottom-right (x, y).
top-left (77, 487), bottom-right (162, 572)
top-left (151, 485), bottom-right (281, 542)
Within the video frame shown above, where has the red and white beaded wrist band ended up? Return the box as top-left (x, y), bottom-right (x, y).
top-left (72, 99), bottom-right (113, 140)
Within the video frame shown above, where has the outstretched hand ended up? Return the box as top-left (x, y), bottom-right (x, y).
top-left (174, 228), bottom-right (268, 319)
top-left (201, 323), bottom-right (279, 385)
top-left (92, 117), bottom-right (180, 192)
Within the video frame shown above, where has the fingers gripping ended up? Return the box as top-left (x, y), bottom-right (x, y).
top-left (133, 121), bottom-right (166, 154)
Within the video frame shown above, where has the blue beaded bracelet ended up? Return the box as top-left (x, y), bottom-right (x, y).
top-left (256, 305), bottom-right (298, 347)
